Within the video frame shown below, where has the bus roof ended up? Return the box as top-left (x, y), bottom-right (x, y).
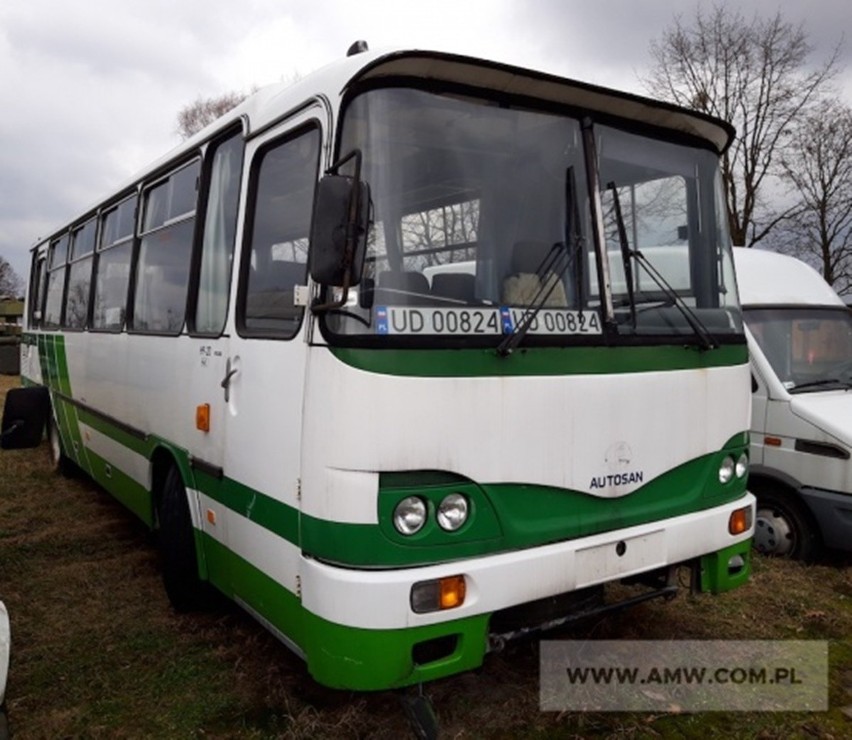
top-left (33, 46), bottom-right (735, 252)
top-left (733, 248), bottom-right (843, 307)
top-left (174, 48), bottom-right (736, 161)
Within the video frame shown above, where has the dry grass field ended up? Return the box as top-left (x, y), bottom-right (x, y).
top-left (1, 373), bottom-right (851, 738)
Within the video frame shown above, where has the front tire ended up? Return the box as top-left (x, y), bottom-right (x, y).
top-left (753, 486), bottom-right (821, 562)
top-left (158, 466), bottom-right (212, 612)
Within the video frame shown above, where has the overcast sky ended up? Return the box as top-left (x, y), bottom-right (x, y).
top-left (1, 0), bottom-right (850, 284)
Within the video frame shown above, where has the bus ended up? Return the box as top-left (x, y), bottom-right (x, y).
top-left (4, 44), bottom-right (754, 692)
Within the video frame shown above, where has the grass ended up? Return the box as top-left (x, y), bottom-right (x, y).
top-left (1, 373), bottom-right (851, 738)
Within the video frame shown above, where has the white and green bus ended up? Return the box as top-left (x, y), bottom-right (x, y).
top-left (4, 45), bottom-right (754, 691)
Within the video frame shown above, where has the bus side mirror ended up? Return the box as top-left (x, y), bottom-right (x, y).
top-left (309, 174), bottom-right (370, 289)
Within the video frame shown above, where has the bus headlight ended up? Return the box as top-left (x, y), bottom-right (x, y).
top-left (393, 496), bottom-right (427, 535)
top-left (735, 452), bottom-right (748, 479)
top-left (437, 493), bottom-right (469, 531)
top-left (718, 456), bottom-right (735, 484)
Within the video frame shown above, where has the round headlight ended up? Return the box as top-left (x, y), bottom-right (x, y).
top-left (393, 496), bottom-right (427, 535)
top-left (718, 456), bottom-right (735, 484)
top-left (735, 452), bottom-right (748, 479)
top-left (437, 493), bottom-right (469, 532)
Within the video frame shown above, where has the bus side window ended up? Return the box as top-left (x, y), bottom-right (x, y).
top-left (28, 252), bottom-right (47, 327)
top-left (42, 234), bottom-right (70, 328)
top-left (191, 130), bottom-right (244, 336)
top-left (93, 195), bottom-right (136, 332)
top-left (132, 161), bottom-right (201, 334)
top-left (63, 217), bottom-right (97, 330)
top-left (241, 125), bottom-right (320, 338)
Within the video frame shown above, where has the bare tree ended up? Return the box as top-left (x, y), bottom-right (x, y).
top-left (0, 257), bottom-right (23, 298)
top-left (399, 201), bottom-right (479, 270)
top-left (643, 6), bottom-right (839, 247)
top-left (177, 91), bottom-right (249, 140)
top-left (777, 100), bottom-right (852, 293)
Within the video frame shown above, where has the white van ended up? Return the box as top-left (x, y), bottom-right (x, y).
top-left (734, 248), bottom-right (852, 559)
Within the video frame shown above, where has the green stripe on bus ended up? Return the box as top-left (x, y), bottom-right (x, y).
top-left (36, 334), bottom-right (88, 472)
top-left (201, 534), bottom-right (490, 690)
top-left (194, 434), bottom-right (750, 568)
top-left (196, 471), bottom-right (300, 546)
top-left (53, 334), bottom-right (72, 397)
top-left (329, 343), bottom-right (748, 377)
top-left (76, 407), bottom-right (150, 458)
top-left (85, 448), bottom-right (153, 526)
top-left (301, 444), bottom-right (750, 567)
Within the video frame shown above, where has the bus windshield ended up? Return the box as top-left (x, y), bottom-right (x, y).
top-left (323, 86), bottom-right (741, 347)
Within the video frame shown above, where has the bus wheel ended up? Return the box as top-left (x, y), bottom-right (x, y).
top-left (158, 466), bottom-right (211, 612)
top-left (48, 415), bottom-right (75, 477)
top-left (753, 489), bottom-right (820, 562)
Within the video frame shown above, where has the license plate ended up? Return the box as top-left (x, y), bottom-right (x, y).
top-left (376, 306), bottom-right (601, 336)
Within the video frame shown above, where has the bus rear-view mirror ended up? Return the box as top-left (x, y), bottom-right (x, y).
top-left (309, 174), bottom-right (369, 288)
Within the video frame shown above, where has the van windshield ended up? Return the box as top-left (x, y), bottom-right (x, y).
top-left (744, 306), bottom-right (852, 392)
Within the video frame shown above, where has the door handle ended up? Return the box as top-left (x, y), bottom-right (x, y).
top-left (221, 358), bottom-right (238, 402)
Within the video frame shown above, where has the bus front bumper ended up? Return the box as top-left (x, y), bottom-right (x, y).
top-left (297, 494), bottom-right (754, 689)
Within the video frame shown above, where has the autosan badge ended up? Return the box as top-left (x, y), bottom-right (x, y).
top-left (590, 441), bottom-right (644, 489)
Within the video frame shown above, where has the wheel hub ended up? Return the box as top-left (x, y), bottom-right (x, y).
top-left (754, 507), bottom-right (795, 556)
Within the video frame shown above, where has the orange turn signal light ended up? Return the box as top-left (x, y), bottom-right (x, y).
top-left (411, 575), bottom-right (467, 613)
top-left (764, 436), bottom-right (782, 447)
top-left (439, 575), bottom-right (466, 609)
top-left (196, 403), bottom-right (211, 432)
top-left (729, 505), bottom-right (753, 535)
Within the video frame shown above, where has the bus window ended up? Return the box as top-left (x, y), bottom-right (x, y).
top-left (64, 217), bottom-right (97, 329)
top-left (43, 234), bottom-right (70, 328)
top-left (92, 195), bottom-right (136, 331)
top-left (28, 251), bottom-right (47, 327)
top-left (241, 126), bottom-right (319, 337)
top-left (132, 161), bottom-right (200, 334)
top-left (192, 131), bottom-right (244, 335)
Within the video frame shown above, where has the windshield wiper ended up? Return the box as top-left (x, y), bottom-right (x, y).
top-left (496, 167), bottom-right (580, 357)
top-left (495, 241), bottom-right (572, 357)
top-left (606, 182), bottom-right (719, 351)
top-left (791, 378), bottom-right (852, 393)
top-left (609, 182), bottom-right (637, 331)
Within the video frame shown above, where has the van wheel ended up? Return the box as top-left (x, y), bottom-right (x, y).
top-left (158, 466), bottom-right (212, 612)
top-left (48, 415), bottom-right (75, 477)
top-left (753, 488), bottom-right (820, 562)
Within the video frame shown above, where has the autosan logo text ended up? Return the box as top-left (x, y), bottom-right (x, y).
top-left (589, 471), bottom-right (644, 489)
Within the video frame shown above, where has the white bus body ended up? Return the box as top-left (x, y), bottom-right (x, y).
top-left (734, 248), bottom-right (852, 559)
top-left (7, 47), bottom-right (754, 691)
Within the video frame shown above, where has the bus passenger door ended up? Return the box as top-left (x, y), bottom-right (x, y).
top-left (184, 129), bottom-right (244, 596)
top-left (217, 118), bottom-right (323, 623)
